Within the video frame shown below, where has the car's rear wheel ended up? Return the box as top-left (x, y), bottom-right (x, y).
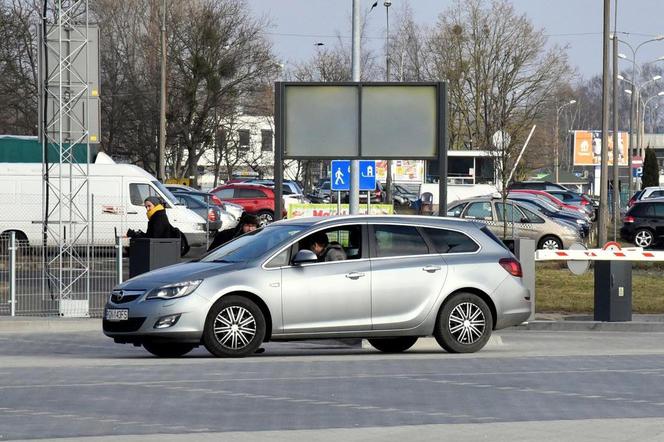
top-left (143, 342), bottom-right (195, 358)
top-left (634, 228), bottom-right (654, 248)
top-left (538, 235), bottom-right (562, 250)
top-left (203, 295), bottom-right (266, 358)
top-left (434, 292), bottom-right (492, 353)
top-left (256, 210), bottom-right (274, 226)
top-left (368, 337), bottom-right (418, 353)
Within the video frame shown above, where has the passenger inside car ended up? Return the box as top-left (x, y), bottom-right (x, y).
top-left (297, 225), bottom-right (363, 261)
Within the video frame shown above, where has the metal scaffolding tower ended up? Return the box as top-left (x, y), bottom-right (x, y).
top-left (39, 0), bottom-right (93, 316)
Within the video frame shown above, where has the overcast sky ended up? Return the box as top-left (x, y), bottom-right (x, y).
top-left (247, 0), bottom-right (664, 80)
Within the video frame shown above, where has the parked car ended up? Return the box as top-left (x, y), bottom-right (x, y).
top-left (312, 179), bottom-right (386, 204)
top-left (103, 215), bottom-right (531, 357)
top-left (165, 184), bottom-right (198, 193)
top-left (509, 189), bottom-right (589, 218)
top-left (620, 199), bottom-right (664, 248)
top-left (507, 193), bottom-right (590, 238)
top-left (627, 186), bottom-right (664, 208)
top-left (392, 184), bottom-right (418, 206)
top-left (169, 188), bottom-right (244, 224)
top-left (244, 179), bottom-right (304, 196)
top-left (211, 183), bottom-right (276, 224)
top-left (172, 193), bottom-right (223, 232)
top-left (507, 181), bottom-right (569, 192)
top-left (543, 189), bottom-right (595, 219)
top-left (446, 195), bottom-right (582, 249)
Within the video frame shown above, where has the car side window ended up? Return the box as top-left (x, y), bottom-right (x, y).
top-left (519, 206), bottom-right (545, 223)
top-left (129, 183), bottom-right (159, 206)
top-left (649, 190), bottom-right (664, 199)
top-left (373, 225), bottom-right (429, 257)
top-left (422, 228), bottom-right (479, 253)
top-left (238, 188), bottom-right (266, 198)
top-left (495, 202), bottom-right (524, 222)
top-left (216, 188), bottom-right (234, 199)
top-left (446, 202), bottom-right (467, 217)
top-left (296, 225), bottom-right (363, 261)
top-left (655, 203), bottom-right (664, 218)
top-left (464, 202), bottom-right (493, 220)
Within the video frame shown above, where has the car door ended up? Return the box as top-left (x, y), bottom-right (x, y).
top-left (236, 188), bottom-right (266, 213)
top-left (280, 224), bottom-right (371, 333)
top-left (369, 224), bottom-right (447, 330)
top-left (654, 203), bottom-right (664, 239)
top-left (462, 201), bottom-right (499, 236)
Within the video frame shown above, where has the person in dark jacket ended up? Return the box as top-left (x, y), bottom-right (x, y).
top-left (308, 231), bottom-right (347, 262)
top-left (127, 196), bottom-right (174, 239)
top-left (207, 213), bottom-right (259, 251)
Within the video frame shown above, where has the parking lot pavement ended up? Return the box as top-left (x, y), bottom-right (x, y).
top-left (1, 328), bottom-right (664, 441)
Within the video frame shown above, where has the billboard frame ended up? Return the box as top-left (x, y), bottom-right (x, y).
top-left (274, 81), bottom-right (448, 219)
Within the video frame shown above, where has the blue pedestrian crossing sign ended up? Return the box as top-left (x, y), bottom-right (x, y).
top-left (330, 160), bottom-right (377, 191)
top-left (331, 160), bottom-right (350, 191)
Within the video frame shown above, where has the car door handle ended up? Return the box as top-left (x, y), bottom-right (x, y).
top-left (345, 272), bottom-right (366, 280)
top-left (127, 211), bottom-right (138, 215)
top-left (422, 265), bottom-right (441, 273)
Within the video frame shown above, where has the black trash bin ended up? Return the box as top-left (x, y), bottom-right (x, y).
top-left (594, 261), bottom-right (632, 322)
top-left (129, 238), bottom-right (181, 278)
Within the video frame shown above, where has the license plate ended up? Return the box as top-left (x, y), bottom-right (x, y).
top-left (105, 309), bottom-right (128, 321)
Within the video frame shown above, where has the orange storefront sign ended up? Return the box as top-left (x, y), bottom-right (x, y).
top-left (572, 130), bottom-right (629, 166)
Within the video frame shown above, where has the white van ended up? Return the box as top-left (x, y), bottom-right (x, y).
top-left (0, 154), bottom-right (207, 249)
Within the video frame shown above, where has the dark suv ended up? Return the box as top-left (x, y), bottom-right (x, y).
top-left (620, 199), bottom-right (664, 248)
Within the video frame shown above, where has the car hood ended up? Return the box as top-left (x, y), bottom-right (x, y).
top-left (117, 261), bottom-right (246, 290)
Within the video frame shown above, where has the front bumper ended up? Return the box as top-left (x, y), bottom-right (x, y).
top-left (103, 292), bottom-right (210, 344)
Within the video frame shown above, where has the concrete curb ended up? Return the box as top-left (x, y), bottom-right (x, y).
top-left (515, 320), bottom-right (664, 332)
top-left (0, 318), bottom-right (101, 333)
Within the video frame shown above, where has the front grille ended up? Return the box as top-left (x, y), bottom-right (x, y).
top-left (103, 317), bottom-right (146, 333)
top-left (110, 290), bottom-right (145, 304)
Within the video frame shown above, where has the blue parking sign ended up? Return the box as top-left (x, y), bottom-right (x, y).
top-left (359, 160), bottom-right (377, 191)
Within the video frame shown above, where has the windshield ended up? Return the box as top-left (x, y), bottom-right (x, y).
top-left (517, 200), bottom-right (550, 215)
top-left (153, 180), bottom-right (180, 206)
top-left (201, 224), bottom-right (307, 263)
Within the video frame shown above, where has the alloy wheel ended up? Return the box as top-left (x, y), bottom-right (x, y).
top-left (543, 239), bottom-right (560, 250)
top-left (213, 306), bottom-right (256, 349)
top-left (635, 230), bottom-right (653, 248)
top-left (448, 302), bottom-right (486, 345)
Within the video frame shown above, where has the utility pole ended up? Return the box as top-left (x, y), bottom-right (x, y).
top-left (384, 0), bottom-right (393, 205)
top-left (158, 0), bottom-right (167, 182)
top-left (349, 0), bottom-right (360, 214)
top-left (612, 0), bottom-right (620, 241)
top-left (598, 0), bottom-right (610, 246)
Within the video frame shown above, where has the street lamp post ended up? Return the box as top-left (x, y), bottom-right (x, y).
top-left (384, 0), bottom-right (393, 205)
top-left (619, 74), bottom-right (661, 157)
top-left (613, 34), bottom-right (664, 196)
top-left (555, 100), bottom-right (576, 183)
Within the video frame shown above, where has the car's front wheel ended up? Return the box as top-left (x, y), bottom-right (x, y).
top-left (538, 235), bottom-right (562, 250)
top-left (634, 228), bottom-right (654, 248)
top-left (143, 342), bottom-right (196, 358)
top-left (368, 337), bottom-right (418, 353)
top-left (256, 210), bottom-right (274, 226)
top-left (434, 292), bottom-right (493, 353)
top-left (203, 295), bottom-right (266, 358)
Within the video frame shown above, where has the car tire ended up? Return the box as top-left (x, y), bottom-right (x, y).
top-left (538, 235), bottom-right (562, 250)
top-left (179, 233), bottom-right (190, 257)
top-left (256, 210), bottom-right (274, 226)
top-left (434, 292), bottom-right (493, 354)
top-left (634, 228), bottom-right (654, 248)
top-left (368, 337), bottom-right (418, 353)
top-left (143, 342), bottom-right (196, 358)
top-left (203, 295), bottom-right (266, 358)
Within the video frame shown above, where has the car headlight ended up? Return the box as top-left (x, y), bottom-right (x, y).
top-left (146, 280), bottom-right (202, 300)
top-left (576, 219), bottom-right (586, 225)
top-left (195, 223), bottom-right (205, 231)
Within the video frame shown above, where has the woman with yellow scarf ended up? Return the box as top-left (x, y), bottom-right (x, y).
top-left (127, 196), bottom-right (175, 239)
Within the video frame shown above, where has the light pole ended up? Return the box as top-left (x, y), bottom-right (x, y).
top-left (384, 0), bottom-right (393, 205)
top-left (555, 100), bottom-right (576, 183)
top-left (612, 34), bottom-right (664, 196)
top-left (619, 74), bottom-right (661, 156)
top-left (158, 0), bottom-right (167, 182)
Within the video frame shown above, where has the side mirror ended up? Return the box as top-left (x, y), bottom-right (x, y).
top-left (292, 249), bottom-right (319, 265)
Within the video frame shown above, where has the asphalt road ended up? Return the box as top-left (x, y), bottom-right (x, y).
top-left (2, 329), bottom-right (664, 441)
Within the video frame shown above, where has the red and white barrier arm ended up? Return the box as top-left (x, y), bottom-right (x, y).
top-left (535, 248), bottom-right (664, 262)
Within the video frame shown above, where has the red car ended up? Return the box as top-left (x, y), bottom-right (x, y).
top-left (211, 183), bottom-right (276, 224)
top-left (509, 189), bottom-right (587, 215)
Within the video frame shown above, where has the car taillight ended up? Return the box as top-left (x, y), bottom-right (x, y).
top-left (211, 195), bottom-right (223, 206)
top-left (580, 199), bottom-right (589, 205)
top-left (499, 258), bottom-right (522, 277)
top-left (627, 198), bottom-right (635, 207)
top-left (208, 209), bottom-right (217, 222)
top-left (623, 215), bottom-right (635, 223)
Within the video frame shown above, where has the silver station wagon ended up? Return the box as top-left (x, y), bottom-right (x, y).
top-left (103, 215), bottom-right (531, 357)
